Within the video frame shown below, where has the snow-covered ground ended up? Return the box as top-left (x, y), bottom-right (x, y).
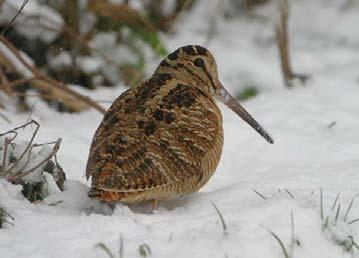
top-left (1, 0), bottom-right (359, 257)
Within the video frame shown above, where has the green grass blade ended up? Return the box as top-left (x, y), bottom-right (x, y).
top-left (320, 188), bottom-right (324, 220)
top-left (119, 234), bottom-right (124, 258)
top-left (344, 194), bottom-right (359, 222)
top-left (290, 211), bottom-right (295, 256)
top-left (95, 243), bottom-right (115, 258)
top-left (331, 192), bottom-right (340, 211)
top-left (348, 218), bottom-right (359, 225)
top-left (323, 215), bottom-right (329, 230)
top-left (335, 204), bottom-right (341, 223)
top-left (211, 202), bottom-right (228, 236)
top-left (262, 226), bottom-right (290, 258)
top-left (252, 189), bottom-right (267, 200)
top-left (285, 189), bottom-right (294, 199)
top-left (139, 244), bottom-right (152, 257)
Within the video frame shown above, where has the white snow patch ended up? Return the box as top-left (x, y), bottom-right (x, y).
top-left (1, 0), bottom-right (359, 257)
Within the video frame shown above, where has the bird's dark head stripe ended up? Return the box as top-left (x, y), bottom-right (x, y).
top-left (159, 59), bottom-right (171, 67)
top-left (166, 45), bottom-right (208, 61)
top-left (182, 45), bottom-right (196, 55)
top-left (168, 49), bottom-right (179, 60)
top-left (195, 45), bottom-right (207, 55)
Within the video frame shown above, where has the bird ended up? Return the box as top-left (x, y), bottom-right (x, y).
top-left (86, 45), bottom-right (273, 209)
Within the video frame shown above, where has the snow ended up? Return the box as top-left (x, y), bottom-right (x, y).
top-left (0, 0), bottom-right (63, 42)
top-left (0, 42), bottom-right (33, 78)
top-left (1, 0), bottom-right (359, 257)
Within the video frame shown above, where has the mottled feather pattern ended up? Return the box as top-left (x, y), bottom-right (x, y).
top-left (86, 45), bottom-right (225, 203)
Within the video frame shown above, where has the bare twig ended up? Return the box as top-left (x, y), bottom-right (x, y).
top-left (0, 119), bottom-right (34, 137)
top-left (275, 0), bottom-right (309, 88)
top-left (5, 120), bottom-right (39, 177)
top-left (0, 111), bottom-right (11, 124)
top-left (20, 14), bottom-right (120, 69)
top-left (4, 76), bottom-right (41, 89)
top-left (1, 137), bottom-right (11, 174)
top-left (0, 35), bottom-right (106, 114)
top-left (9, 138), bottom-right (62, 181)
top-left (1, 0), bottom-right (30, 35)
top-left (26, 100), bottom-right (37, 123)
top-left (0, 66), bottom-right (13, 96)
top-left (12, 92), bottom-right (114, 104)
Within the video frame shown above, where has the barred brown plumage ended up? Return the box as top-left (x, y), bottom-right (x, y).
top-left (86, 45), bottom-right (273, 209)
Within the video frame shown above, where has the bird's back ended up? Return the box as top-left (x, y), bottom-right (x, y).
top-left (86, 72), bottom-right (223, 203)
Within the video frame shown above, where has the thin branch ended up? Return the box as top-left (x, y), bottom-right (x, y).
top-left (1, 137), bottom-right (10, 174)
top-left (2, 76), bottom-right (42, 89)
top-left (275, 0), bottom-right (309, 87)
top-left (0, 119), bottom-right (34, 137)
top-left (0, 66), bottom-right (13, 96)
top-left (12, 92), bottom-right (114, 104)
top-left (0, 35), bottom-right (106, 114)
top-left (5, 120), bottom-right (39, 176)
top-left (1, 0), bottom-right (30, 35)
top-left (8, 138), bottom-right (62, 182)
top-left (0, 111), bottom-right (12, 124)
top-left (20, 14), bottom-right (120, 69)
top-left (26, 100), bottom-right (37, 123)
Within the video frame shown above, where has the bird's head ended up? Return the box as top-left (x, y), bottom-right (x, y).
top-left (156, 45), bottom-right (274, 144)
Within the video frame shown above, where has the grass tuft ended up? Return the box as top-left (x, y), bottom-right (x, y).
top-left (320, 190), bottom-right (359, 253)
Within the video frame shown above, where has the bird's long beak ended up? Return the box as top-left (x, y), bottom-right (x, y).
top-left (216, 81), bottom-right (274, 144)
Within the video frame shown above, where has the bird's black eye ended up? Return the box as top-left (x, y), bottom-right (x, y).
top-left (193, 58), bottom-right (205, 68)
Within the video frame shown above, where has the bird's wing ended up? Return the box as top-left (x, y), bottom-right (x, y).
top-left (86, 73), bottom-right (222, 192)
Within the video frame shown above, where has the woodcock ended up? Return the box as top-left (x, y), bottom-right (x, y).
top-left (86, 45), bottom-right (273, 209)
